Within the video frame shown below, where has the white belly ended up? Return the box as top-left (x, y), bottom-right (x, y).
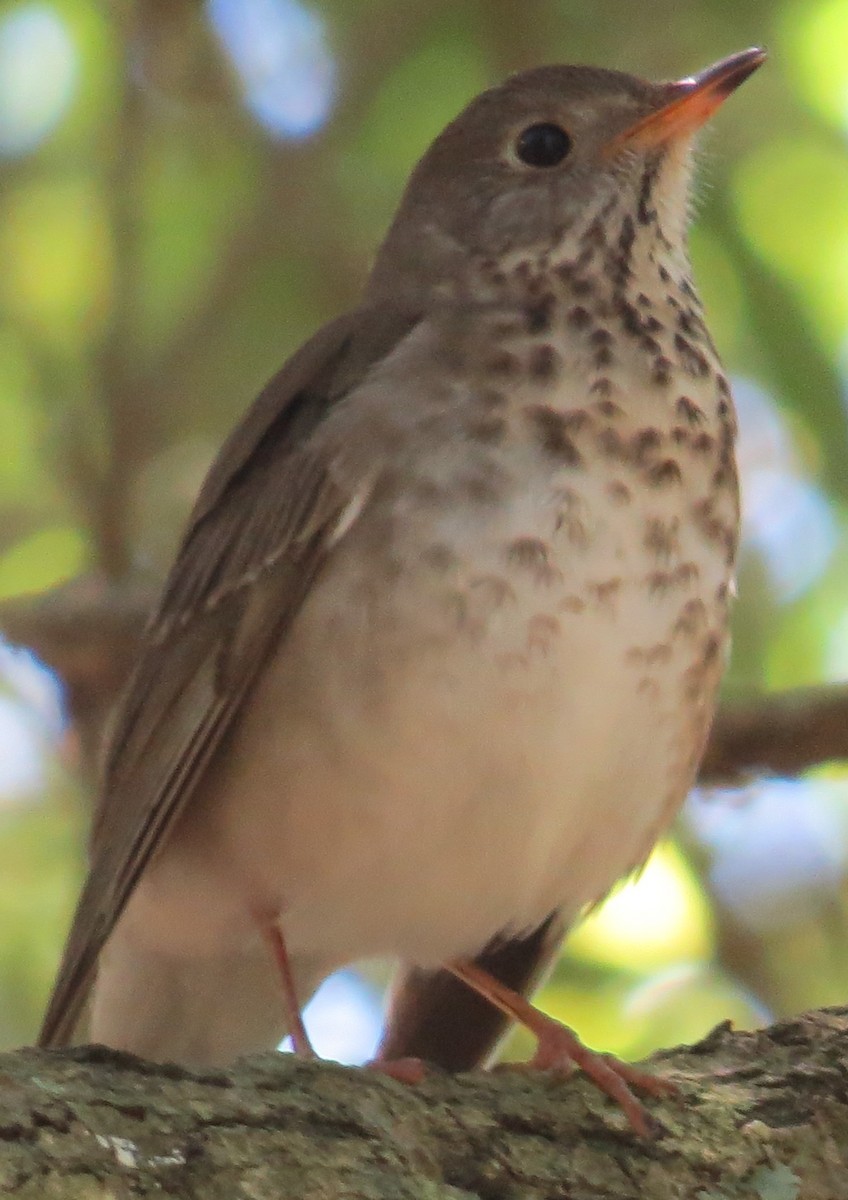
top-left (132, 330), bottom-right (733, 975)
top-left (157, 463), bottom-right (726, 971)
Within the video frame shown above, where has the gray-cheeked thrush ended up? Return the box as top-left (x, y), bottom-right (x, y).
top-left (40, 48), bottom-right (765, 1135)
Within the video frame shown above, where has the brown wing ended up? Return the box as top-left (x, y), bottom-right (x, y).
top-left (379, 912), bottom-right (567, 1069)
top-left (39, 304), bottom-right (420, 1048)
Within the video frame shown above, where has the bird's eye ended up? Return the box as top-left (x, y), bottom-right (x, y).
top-left (515, 122), bottom-right (572, 168)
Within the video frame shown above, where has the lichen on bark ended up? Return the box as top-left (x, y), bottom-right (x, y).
top-left (2, 1010), bottom-right (848, 1198)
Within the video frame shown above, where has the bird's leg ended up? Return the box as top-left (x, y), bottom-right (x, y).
top-left (261, 922), bottom-right (317, 1059)
top-left (447, 958), bottom-right (676, 1136)
top-left (262, 919), bottom-right (424, 1080)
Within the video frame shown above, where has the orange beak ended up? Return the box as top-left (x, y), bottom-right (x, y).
top-left (611, 47), bottom-right (766, 152)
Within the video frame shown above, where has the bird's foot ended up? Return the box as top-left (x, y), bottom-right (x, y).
top-left (508, 1012), bottom-right (676, 1137)
top-left (448, 957), bottom-right (675, 1136)
top-left (367, 1055), bottom-right (428, 1085)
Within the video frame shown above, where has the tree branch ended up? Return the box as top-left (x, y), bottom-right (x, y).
top-left (702, 686), bottom-right (848, 785)
top-left (4, 1011), bottom-right (848, 1197)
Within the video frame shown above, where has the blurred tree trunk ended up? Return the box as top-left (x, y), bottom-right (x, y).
top-left (4, 1011), bottom-right (848, 1198)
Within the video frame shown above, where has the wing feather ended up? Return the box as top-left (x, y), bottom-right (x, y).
top-left (39, 304), bottom-right (420, 1047)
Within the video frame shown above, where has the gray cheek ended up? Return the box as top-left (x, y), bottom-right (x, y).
top-left (479, 184), bottom-right (567, 254)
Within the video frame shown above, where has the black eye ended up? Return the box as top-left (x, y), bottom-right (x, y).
top-left (515, 122), bottom-right (572, 168)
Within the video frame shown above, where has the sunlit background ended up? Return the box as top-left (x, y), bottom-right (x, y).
top-left (2, 0), bottom-right (848, 1067)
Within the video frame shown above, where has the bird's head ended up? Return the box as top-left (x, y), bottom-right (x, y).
top-left (368, 49), bottom-right (765, 301)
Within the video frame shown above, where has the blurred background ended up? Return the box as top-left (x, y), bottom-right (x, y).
top-left (1, 0), bottom-right (848, 1067)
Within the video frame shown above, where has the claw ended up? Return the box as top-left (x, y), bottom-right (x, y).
top-left (368, 1056), bottom-right (428, 1085)
top-left (448, 957), bottom-right (676, 1136)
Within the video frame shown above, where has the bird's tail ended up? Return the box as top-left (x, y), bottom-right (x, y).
top-left (87, 928), bottom-right (327, 1066)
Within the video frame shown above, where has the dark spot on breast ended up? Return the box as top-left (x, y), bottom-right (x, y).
top-left (695, 499), bottom-right (738, 559)
top-left (596, 397), bottom-right (623, 419)
top-left (645, 642), bottom-right (672, 665)
top-left (646, 458), bottom-right (683, 487)
top-left (607, 480), bottom-right (631, 504)
top-left (658, 265), bottom-right (671, 284)
top-left (583, 216), bottom-right (607, 246)
top-left (554, 492), bottom-right (589, 548)
top-left (588, 577), bottom-right (623, 608)
top-left (674, 333), bottom-right (711, 378)
top-left (590, 377), bottom-right (614, 400)
top-left (524, 405), bottom-right (582, 466)
top-left (528, 344), bottom-right (562, 382)
top-left (646, 569), bottom-right (671, 594)
top-left (466, 416), bottom-right (507, 446)
top-left (644, 517), bottom-right (679, 559)
top-left (638, 163), bottom-right (659, 225)
top-left (676, 395), bottom-right (705, 424)
top-left (614, 296), bottom-right (645, 337)
top-left (618, 214), bottom-right (636, 257)
top-left (673, 598), bottom-right (708, 639)
top-left (567, 305), bottom-right (592, 329)
top-left (645, 561), bottom-right (700, 594)
top-left (703, 633), bottom-right (721, 663)
top-left (677, 308), bottom-right (701, 336)
top-left (652, 356), bottom-right (673, 385)
top-left (594, 345), bottom-right (613, 368)
top-left (505, 536), bottom-right (562, 585)
top-left (573, 244), bottom-right (595, 272)
top-left (571, 277), bottom-right (594, 297)
top-left (691, 432), bottom-right (715, 455)
top-left (637, 292), bottom-right (653, 307)
top-left (525, 293), bottom-right (556, 334)
top-left (487, 352), bottom-right (521, 377)
top-left (671, 427), bottom-right (689, 445)
top-left (633, 427), bottom-right (663, 460)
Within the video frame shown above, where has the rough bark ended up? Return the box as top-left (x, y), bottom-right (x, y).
top-left (3, 1010), bottom-right (848, 1198)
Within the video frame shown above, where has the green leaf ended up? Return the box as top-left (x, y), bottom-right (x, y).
top-left (0, 527), bottom-right (89, 600)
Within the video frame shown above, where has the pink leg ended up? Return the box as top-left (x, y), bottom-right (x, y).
top-left (261, 923), bottom-right (316, 1059)
top-left (261, 919), bottom-right (425, 1081)
top-left (448, 958), bottom-right (676, 1137)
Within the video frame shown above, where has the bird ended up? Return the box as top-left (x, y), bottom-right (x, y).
top-left (39, 47), bottom-right (765, 1135)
